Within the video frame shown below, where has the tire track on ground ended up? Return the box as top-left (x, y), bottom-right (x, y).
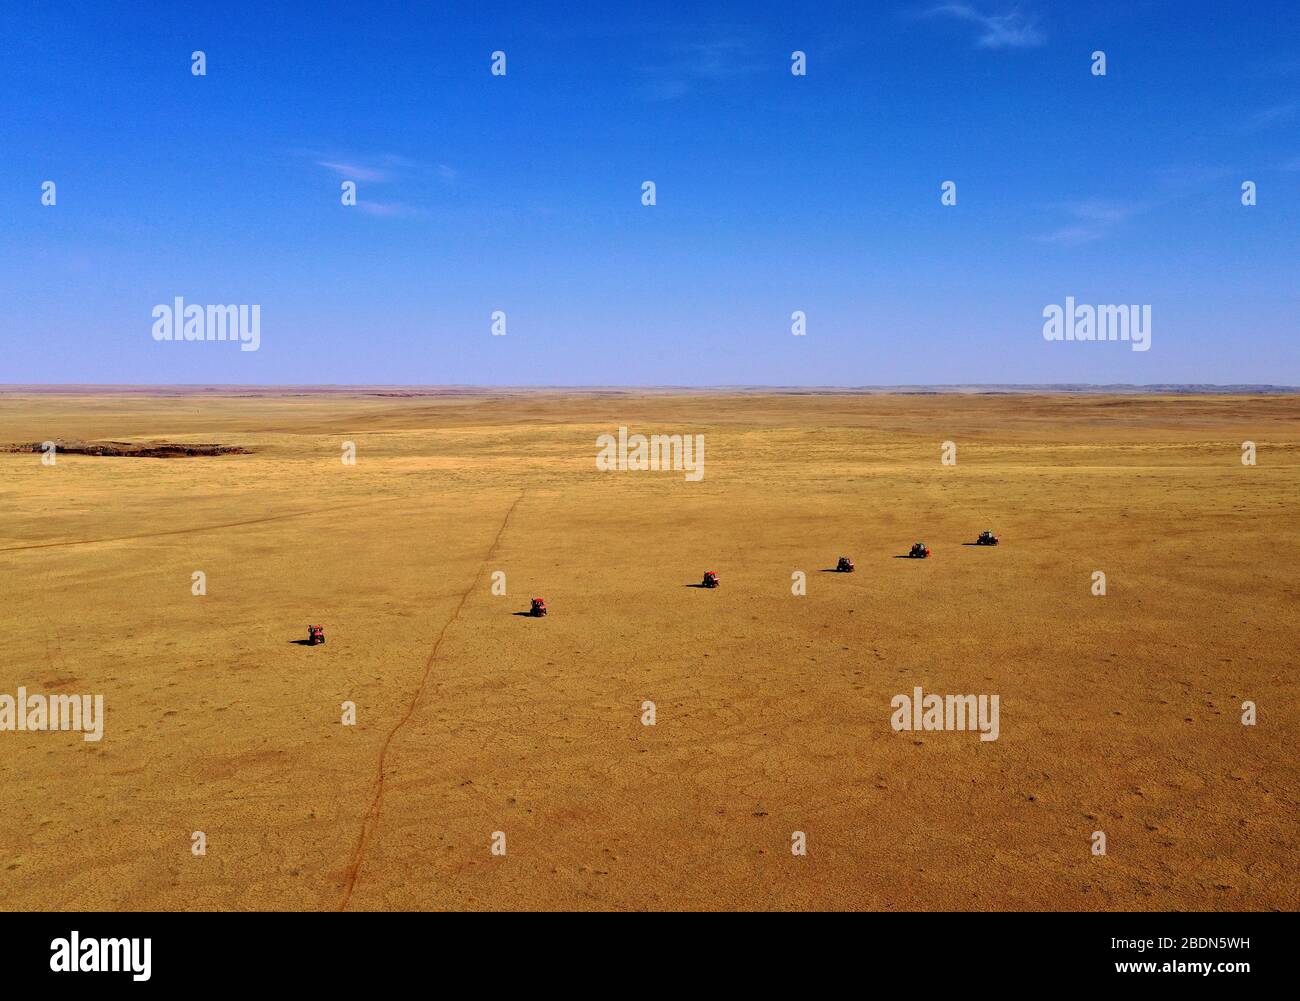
top-left (336, 490), bottom-right (524, 911)
top-left (0, 498), bottom-right (398, 554)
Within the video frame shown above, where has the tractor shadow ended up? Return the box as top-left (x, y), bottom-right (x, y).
top-left (288, 639), bottom-right (316, 645)
top-left (684, 583), bottom-right (718, 588)
top-left (820, 568), bottom-right (852, 573)
top-left (513, 611), bottom-right (542, 617)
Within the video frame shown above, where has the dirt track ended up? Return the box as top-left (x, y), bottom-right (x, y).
top-left (0, 391), bottom-right (1296, 911)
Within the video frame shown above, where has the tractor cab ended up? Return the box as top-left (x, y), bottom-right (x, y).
top-left (701, 571), bottom-right (719, 588)
top-left (976, 530), bottom-right (1000, 546)
top-left (307, 624), bottom-right (325, 645)
top-left (529, 597), bottom-right (548, 617)
top-left (836, 556), bottom-right (855, 572)
top-left (908, 542), bottom-right (931, 559)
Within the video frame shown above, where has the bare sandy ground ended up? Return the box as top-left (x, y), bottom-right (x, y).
top-left (0, 391), bottom-right (1296, 911)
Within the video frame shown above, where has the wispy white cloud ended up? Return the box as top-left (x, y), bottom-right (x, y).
top-left (637, 36), bottom-right (764, 101)
top-left (640, 78), bottom-right (692, 102)
top-left (676, 38), bottom-right (765, 80)
top-left (1037, 165), bottom-right (1245, 245)
top-left (306, 153), bottom-right (455, 215)
top-left (1152, 164), bottom-right (1238, 195)
top-left (310, 153), bottom-right (429, 184)
top-left (923, 4), bottom-right (1046, 49)
top-left (356, 200), bottom-right (421, 218)
top-left (1037, 198), bottom-right (1143, 245)
top-left (1243, 102), bottom-right (1297, 132)
top-left (316, 159), bottom-right (393, 183)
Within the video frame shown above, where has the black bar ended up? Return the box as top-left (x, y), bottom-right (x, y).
top-left (0, 911), bottom-right (1283, 988)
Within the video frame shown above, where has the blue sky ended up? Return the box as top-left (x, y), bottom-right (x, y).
top-left (2, 0), bottom-right (1297, 385)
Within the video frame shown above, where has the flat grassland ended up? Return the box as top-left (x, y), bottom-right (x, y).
top-left (0, 390), bottom-right (1296, 911)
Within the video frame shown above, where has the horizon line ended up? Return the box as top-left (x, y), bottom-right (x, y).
top-left (2, 383), bottom-right (1298, 396)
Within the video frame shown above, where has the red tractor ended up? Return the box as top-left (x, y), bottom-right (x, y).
top-left (836, 556), bottom-right (855, 572)
top-left (907, 542), bottom-right (931, 559)
top-left (307, 624), bottom-right (325, 645)
top-left (529, 597), bottom-right (548, 617)
top-left (701, 571), bottom-right (719, 588)
top-left (975, 530), bottom-right (1000, 546)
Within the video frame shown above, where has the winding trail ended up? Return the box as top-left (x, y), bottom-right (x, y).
top-left (336, 490), bottom-right (524, 911)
